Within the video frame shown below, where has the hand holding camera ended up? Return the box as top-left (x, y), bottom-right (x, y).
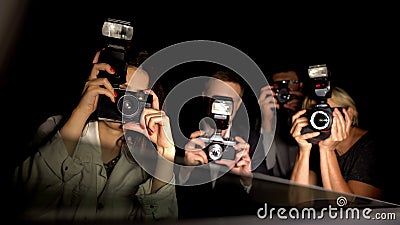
top-left (184, 95), bottom-right (238, 165)
top-left (216, 136), bottom-right (253, 180)
top-left (76, 55), bottom-right (118, 119)
top-left (273, 80), bottom-right (303, 111)
top-left (184, 129), bottom-right (250, 169)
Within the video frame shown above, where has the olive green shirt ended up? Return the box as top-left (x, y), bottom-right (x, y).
top-left (14, 116), bottom-right (178, 223)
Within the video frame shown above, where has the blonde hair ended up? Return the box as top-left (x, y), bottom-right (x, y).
top-left (302, 86), bottom-right (359, 126)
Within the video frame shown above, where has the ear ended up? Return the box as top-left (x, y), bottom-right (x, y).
top-left (346, 107), bottom-right (355, 124)
top-left (346, 107), bottom-right (354, 116)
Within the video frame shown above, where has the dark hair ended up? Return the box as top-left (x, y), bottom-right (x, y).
top-left (267, 62), bottom-right (307, 82)
top-left (128, 50), bottom-right (150, 67)
top-left (128, 50), bottom-right (166, 110)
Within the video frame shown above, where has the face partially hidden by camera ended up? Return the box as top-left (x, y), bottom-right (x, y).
top-left (272, 71), bottom-right (300, 87)
top-left (125, 66), bottom-right (150, 92)
top-left (272, 71), bottom-right (302, 106)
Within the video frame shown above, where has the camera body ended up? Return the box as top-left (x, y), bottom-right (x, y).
top-left (301, 105), bottom-right (344, 144)
top-left (199, 95), bottom-right (236, 161)
top-left (200, 134), bottom-right (236, 162)
top-left (273, 80), bottom-right (294, 105)
top-left (97, 88), bottom-right (152, 124)
top-left (301, 64), bottom-right (335, 144)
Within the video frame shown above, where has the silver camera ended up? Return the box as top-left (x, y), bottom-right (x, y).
top-left (201, 134), bottom-right (236, 162)
top-left (199, 96), bottom-right (236, 161)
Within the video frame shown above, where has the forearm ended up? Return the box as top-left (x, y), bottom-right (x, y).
top-left (152, 146), bottom-right (175, 193)
top-left (261, 117), bottom-right (274, 132)
top-left (319, 150), bottom-right (332, 190)
top-left (290, 149), bottom-right (311, 185)
top-left (60, 108), bottom-right (91, 156)
top-left (319, 149), bottom-right (352, 194)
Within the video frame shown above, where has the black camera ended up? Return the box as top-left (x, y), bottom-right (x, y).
top-left (95, 18), bottom-right (152, 123)
top-left (301, 106), bottom-right (345, 144)
top-left (273, 80), bottom-right (294, 105)
top-left (199, 96), bottom-right (236, 161)
top-left (301, 64), bottom-right (335, 144)
top-left (97, 89), bottom-right (152, 124)
top-left (97, 18), bottom-right (134, 86)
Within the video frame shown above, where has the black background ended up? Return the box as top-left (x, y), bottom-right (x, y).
top-left (1, 1), bottom-right (398, 204)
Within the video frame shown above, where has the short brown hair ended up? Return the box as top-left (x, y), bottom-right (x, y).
top-left (205, 70), bottom-right (245, 97)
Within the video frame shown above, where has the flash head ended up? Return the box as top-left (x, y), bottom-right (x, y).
top-left (308, 64), bottom-right (328, 79)
top-left (308, 64), bottom-right (331, 99)
top-left (97, 18), bottom-right (134, 86)
top-left (210, 96), bottom-right (233, 130)
top-left (102, 18), bottom-right (133, 41)
top-left (211, 96), bottom-right (233, 119)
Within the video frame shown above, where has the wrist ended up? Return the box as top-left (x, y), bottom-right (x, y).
top-left (319, 146), bottom-right (336, 153)
top-left (240, 177), bottom-right (253, 193)
top-left (298, 147), bottom-right (312, 157)
top-left (157, 145), bottom-right (176, 162)
top-left (240, 176), bottom-right (252, 186)
top-left (71, 107), bottom-right (92, 121)
top-left (261, 121), bottom-right (273, 132)
top-left (154, 154), bottom-right (174, 184)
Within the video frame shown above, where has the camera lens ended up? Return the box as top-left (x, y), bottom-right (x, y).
top-left (118, 94), bottom-right (139, 116)
top-left (310, 110), bottom-right (330, 130)
top-left (208, 143), bottom-right (223, 161)
top-left (276, 88), bottom-right (290, 104)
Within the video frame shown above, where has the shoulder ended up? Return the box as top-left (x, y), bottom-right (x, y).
top-left (32, 115), bottom-right (64, 145)
top-left (37, 115), bottom-right (64, 132)
top-left (357, 130), bottom-right (378, 149)
top-left (349, 130), bottom-right (381, 161)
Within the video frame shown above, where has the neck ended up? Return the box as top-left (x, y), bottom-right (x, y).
top-left (335, 127), bottom-right (367, 156)
top-left (98, 121), bottom-right (124, 163)
top-left (221, 124), bottom-right (231, 139)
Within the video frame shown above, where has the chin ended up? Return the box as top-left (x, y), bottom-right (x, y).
top-left (102, 120), bottom-right (123, 130)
